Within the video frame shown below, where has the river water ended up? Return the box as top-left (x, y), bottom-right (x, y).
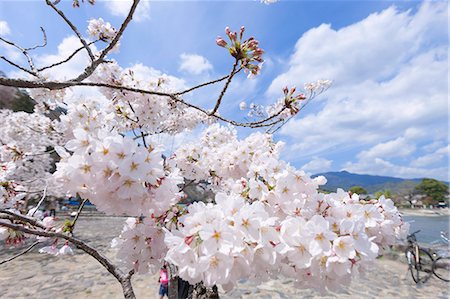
top-left (403, 215), bottom-right (449, 244)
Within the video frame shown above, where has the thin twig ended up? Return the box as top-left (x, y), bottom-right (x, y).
top-left (69, 198), bottom-right (87, 234)
top-left (37, 40), bottom-right (99, 72)
top-left (209, 59), bottom-right (239, 115)
top-left (0, 241), bottom-right (40, 265)
top-left (0, 56), bottom-right (39, 77)
top-left (24, 149), bottom-right (56, 157)
top-left (0, 36), bottom-right (39, 75)
top-left (174, 67), bottom-right (242, 96)
top-left (126, 100), bottom-right (148, 148)
top-left (31, 184), bottom-right (48, 217)
top-left (24, 27), bottom-right (47, 51)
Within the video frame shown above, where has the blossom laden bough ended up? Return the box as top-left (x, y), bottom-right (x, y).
top-left (0, 1), bottom-right (409, 298)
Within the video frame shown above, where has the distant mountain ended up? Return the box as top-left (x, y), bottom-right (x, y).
top-left (0, 71), bottom-right (35, 113)
top-left (312, 171), bottom-right (424, 194)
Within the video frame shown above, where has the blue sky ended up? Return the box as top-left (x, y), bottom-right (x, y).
top-left (0, 0), bottom-right (448, 180)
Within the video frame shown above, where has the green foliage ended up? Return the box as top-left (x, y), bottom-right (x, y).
top-left (349, 186), bottom-right (367, 194)
top-left (374, 189), bottom-right (392, 199)
top-left (415, 178), bottom-right (449, 204)
top-left (63, 219), bottom-right (73, 233)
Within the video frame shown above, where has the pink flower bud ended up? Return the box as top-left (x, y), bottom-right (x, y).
top-left (290, 87), bottom-right (296, 95)
top-left (230, 31), bottom-right (237, 41)
top-left (283, 86), bottom-right (289, 95)
top-left (216, 37), bottom-right (228, 47)
top-left (240, 26), bottom-right (245, 39)
top-left (225, 26), bottom-right (231, 37)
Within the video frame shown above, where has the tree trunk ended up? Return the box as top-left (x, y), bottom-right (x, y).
top-left (190, 283), bottom-right (219, 299)
top-left (120, 276), bottom-right (136, 299)
top-left (168, 277), bottom-right (219, 299)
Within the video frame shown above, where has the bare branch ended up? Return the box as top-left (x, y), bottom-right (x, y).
top-left (209, 59), bottom-right (239, 115)
top-left (0, 36), bottom-right (39, 75)
top-left (0, 55), bottom-right (39, 78)
top-left (37, 40), bottom-right (99, 72)
top-left (0, 241), bottom-right (39, 265)
top-left (174, 67), bottom-right (242, 96)
top-left (31, 184), bottom-right (48, 217)
top-left (45, 0), bottom-right (95, 61)
top-left (69, 198), bottom-right (87, 234)
top-left (24, 27), bottom-right (47, 51)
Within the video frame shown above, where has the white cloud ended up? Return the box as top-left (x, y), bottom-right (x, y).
top-left (105, 0), bottom-right (150, 22)
top-left (344, 138), bottom-right (449, 180)
top-left (0, 20), bottom-right (11, 35)
top-left (301, 156), bottom-right (332, 174)
top-left (269, 2), bottom-right (447, 179)
top-left (357, 136), bottom-right (416, 161)
top-left (179, 53), bottom-right (213, 75)
top-left (411, 145), bottom-right (449, 168)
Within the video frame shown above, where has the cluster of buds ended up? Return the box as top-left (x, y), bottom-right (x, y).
top-left (283, 86), bottom-right (306, 115)
top-left (72, 0), bottom-right (95, 8)
top-left (216, 26), bottom-right (265, 77)
top-left (1, 228), bottom-right (26, 247)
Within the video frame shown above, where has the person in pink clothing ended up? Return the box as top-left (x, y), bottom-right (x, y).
top-left (158, 265), bottom-right (169, 299)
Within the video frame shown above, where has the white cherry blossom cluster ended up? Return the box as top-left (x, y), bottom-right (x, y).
top-left (112, 217), bottom-right (166, 274)
top-left (165, 125), bottom-right (408, 291)
top-left (0, 110), bottom-right (64, 197)
top-left (174, 124), bottom-right (281, 184)
top-left (87, 18), bottom-right (117, 42)
top-left (55, 96), bottom-right (120, 138)
top-left (54, 129), bottom-right (183, 216)
top-left (0, 182), bottom-right (26, 210)
top-left (28, 86), bottom-right (66, 109)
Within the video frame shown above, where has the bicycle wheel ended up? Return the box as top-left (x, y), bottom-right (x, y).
top-left (433, 256), bottom-right (450, 282)
top-left (406, 248), bottom-right (433, 283)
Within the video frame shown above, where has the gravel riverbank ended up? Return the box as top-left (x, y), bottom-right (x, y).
top-left (1, 216), bottom-right (449, 298)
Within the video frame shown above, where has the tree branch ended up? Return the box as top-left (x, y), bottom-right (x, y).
top-left (0, 55), bottom-right (39, 78)
top-left (0, 37), bottom-right (39, 76)
top-left (0, 209), bottom-right (46, 229)
top-left (24, 27), bottom-right (47, 51)
top-left (45, 0), bottom-right (95, 61)
top-left (31, 184), bottom-right (48, 217)
top-left (0, 241), bottom-right (40, 265)
top-left (37, 40), bottom-right (99, 72)
top-left (70, 0), bottom-right (140, 82)
top-left (209, 59), bottom-right (239, 115)
top-left (69, 198), bottom-right (87, 234)
top-left (174, 67), bottom-right (242, 96)
top-left (0, 76), bottom-right (287, 129)
top-left (0, 221), bottom-right (136, 299)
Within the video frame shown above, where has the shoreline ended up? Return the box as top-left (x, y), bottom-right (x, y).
top-left (399, 208), bottom-right (450, 217)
